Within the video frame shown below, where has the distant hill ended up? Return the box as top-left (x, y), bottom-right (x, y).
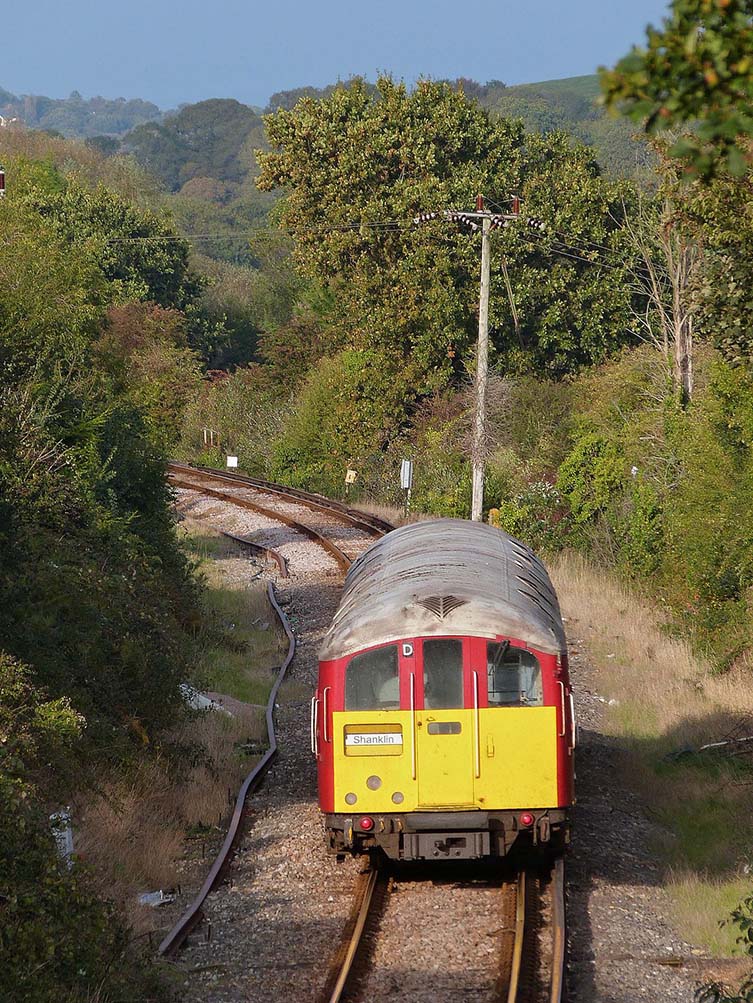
top-left (522, 74), bottom-right (601, 99)
top-left (0, 86), bottom-right (162, 138)
top-left (1, 72), bottom-right (651, 194)
top-left (468, 74), bottom-right (652, 179)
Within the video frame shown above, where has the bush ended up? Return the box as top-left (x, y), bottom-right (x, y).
top-left (557, 432), bottom-right (625, 523)
top-left (490, 479), bottom-right (570, 552)
top-left (0, 657), bottom-right (166, 1003)
top-left (271, 348), bottom-right (414, 494)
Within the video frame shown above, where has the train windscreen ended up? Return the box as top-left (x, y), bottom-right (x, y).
top-left (486, 643), bottom-right (543, 706)
top-left (345, 645), bottom-right (399, 710)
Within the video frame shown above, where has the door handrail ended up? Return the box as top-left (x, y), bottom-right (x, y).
top-left (557, 681), bottom-right (566, 737)
top-left (322, 686), bottom-right (331, 743)
top-left (310, 695), bottom-right (320, 756)
top-left (410, 672), bottom-right (417, 780)
top-left (569, 691), bottom-right (577, 750)
top-left (472, 671), bottom-right (481, 779)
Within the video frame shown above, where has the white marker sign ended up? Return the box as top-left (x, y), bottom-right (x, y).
top-left (345, 732), bottom-right (403, 746)
top-left (226, 455), bottom-right (238, 468)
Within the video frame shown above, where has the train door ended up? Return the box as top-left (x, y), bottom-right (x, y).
top-left (473, 638), bottom-right (559, 808)
top-left (415, 638), bottom-right (475, 807)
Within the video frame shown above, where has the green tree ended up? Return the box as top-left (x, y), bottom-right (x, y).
top-left (123, 99), bottom-right (264, 191)
top-left (258, 77), bottom-right (637, 387)
top-left (96, 302), bottom-right (203, 450)
top-left (0, 657), bottom-right (164, 1003)
top-left (601, 0), bottom-right (753, 178)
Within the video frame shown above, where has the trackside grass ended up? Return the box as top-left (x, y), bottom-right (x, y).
top-left (550, 551), bottom-right (753, 956)
top-left (181, 521), bottom-right (287, 704)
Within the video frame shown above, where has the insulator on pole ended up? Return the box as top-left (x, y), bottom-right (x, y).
top-left (475, 194), bottom-right (484, 212)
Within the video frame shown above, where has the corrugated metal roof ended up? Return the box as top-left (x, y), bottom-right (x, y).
top-left (319, 518), bottom-right (566, 661)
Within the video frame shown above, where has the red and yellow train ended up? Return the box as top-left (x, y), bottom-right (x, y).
top-left (312, 518), bottom-right (575, 861)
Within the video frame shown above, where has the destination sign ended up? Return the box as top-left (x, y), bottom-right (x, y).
top-left (345, 732), bottom-right (403, 747)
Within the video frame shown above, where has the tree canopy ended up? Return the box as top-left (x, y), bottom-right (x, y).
top-left (123, 98), bottom-right (265, 191)
top-left (258, 77), bottom-right (637, 385)
top-left (601, 0), bottom-right (753, 178)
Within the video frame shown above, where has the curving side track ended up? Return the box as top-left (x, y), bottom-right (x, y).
top-left (160, 465), bottom-right (392, 959)
top-left (158, 580), bottom-right (296, 957)
top-left (169, 461), bottom-right (393, 540)
top-left (168, 461), bottom-right (392, 571)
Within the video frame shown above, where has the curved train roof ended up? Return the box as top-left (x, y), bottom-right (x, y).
top-left (319, 518), bottom-right (566, 661)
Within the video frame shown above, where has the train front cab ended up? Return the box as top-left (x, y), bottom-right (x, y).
top-left (314, 635), bottom-right (575, 861)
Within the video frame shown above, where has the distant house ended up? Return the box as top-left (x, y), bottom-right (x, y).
top-left (0, 115), bottom-right (22, 128)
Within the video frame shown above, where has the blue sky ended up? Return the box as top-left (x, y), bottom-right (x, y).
top-left (5, 0), bottom-right (672, 109)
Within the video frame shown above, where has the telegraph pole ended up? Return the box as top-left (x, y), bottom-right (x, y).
top-left (414, 195), bottom-right (526, 521)
top-left (471, 210), bottom-right (491, 521)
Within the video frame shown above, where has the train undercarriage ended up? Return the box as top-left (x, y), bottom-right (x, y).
top-left (326, 808), bottom-right (570, 861)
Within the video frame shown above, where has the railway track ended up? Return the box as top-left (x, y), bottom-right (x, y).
top-left (319, 857), bottom-right (565, 1003)
top-left (168, 461), bottom-right (390, 571)
top-left (181, 462), bottom-right (395, 536)
top-left (160, 465), bottom-right (388, 959)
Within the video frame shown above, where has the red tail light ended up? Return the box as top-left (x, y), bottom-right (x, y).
top-left (519, 812), bottom-right (534, 828)
top-left (359, 816), bottom-right (374, 831)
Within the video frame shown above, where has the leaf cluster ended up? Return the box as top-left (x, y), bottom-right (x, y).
top-left (601, 0), bottom-right (753, 178)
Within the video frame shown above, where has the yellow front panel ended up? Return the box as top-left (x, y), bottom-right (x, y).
top-left (475, 706), bottom-right (558, 808)
top-left (333, 707), bottom-right (559, 814)
top-left (333, 711), bottom-right (417, 813)
top-left (416, 710), bottom-right (475, 807)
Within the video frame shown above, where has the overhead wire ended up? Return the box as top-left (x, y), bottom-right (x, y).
top-left (105, 217), bottom-right (416, 243)
top-left (481, 190), bottom-right (669, 276)
top-left (103, 206), bottom-right (656, 298)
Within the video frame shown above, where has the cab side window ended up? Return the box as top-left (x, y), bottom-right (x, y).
top-left (487, 643), bottom-right (543, 706)
top-left (345, 645), bottom-right (399, 710)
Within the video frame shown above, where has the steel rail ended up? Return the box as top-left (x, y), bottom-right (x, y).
top-left (168, 473), bottom-right (352, 573)
top-left (220, 529), bottom-right (289, 578)
top-left (494, 861), bottom-right (567, 1003)
top-left (157, 583), bottom-right (296, 957)
top-left (507, 870), bottom-right (527, 1003)
top-left (176, 499), bottom-right (289, 574)
top-left (317, 864), bottom-right (385, 1003)
top-left (549, 858), bottom-right (566, 1003)
top-left (169, 461), bottom-right (395, 537)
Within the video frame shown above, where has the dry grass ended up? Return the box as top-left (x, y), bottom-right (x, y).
top-left (551, 552), bottom-right (753, 747)
top-left (354, 500), bottom-right (433, 527)
top-left (77, 707), bottom-right (262, 932)
top-left (550, 551), bottom-right (753, 955)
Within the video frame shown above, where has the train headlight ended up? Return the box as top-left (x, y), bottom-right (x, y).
top-left (391, 791), bottom-right (404, 805)
top-left (345, 792), bottom-right (357, 805)
top-left (366, 775), bottom-right (382, 790)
